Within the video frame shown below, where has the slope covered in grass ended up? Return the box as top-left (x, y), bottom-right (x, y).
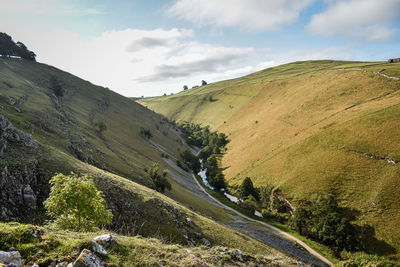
top-left (139, 60), bottom-right (400, 257)
top-left (0, 222), bottom-right (297, 266)
top-left (0, 57), bottom-right (186, 180)
top-left (0, 57), bottom-right (290, 258)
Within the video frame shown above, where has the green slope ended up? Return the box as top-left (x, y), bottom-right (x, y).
top-left (138, 60), bottom-right (400, 257)
top-left (0, 57), bottom-right (287, 258)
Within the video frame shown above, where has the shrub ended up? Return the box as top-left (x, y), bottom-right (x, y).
top-left (176, 159), bottom-right (189, 172)
top-left (145, 163), bottom-right (171, 193)
top-left (261, 209), bottom-right (275, 219)
top-left (44, 172), bottom-right (113, 231)
top-left (243, 195), bottom-right (257, 213)
top-left (259, 185), bottom-right (274, 208)
top-left (50, 76), bottom-right (64, 97)
top-left (95, 121), bottom-right (107, 133)
top-left (139, 127), bottom-right (153, 139)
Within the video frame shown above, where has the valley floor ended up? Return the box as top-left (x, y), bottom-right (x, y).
top-left (163, 152), bottom-right (330, 266)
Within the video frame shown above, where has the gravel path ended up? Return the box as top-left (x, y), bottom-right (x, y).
top-left (164, 158), bottom-right (226, 208)
top-left (164, 156), bottom-right (331, 266)
top-left (226, 216), bottom-right (325, 266)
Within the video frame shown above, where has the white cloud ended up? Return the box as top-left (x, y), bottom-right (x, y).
top-left (137, 44), bottom-right (253, 82)
top-left (308, 0), bottom-right (400, 42)
top-left (20, 28), bottom-right (255, 97)
top-left (168, 0), bottom-right (313, 31)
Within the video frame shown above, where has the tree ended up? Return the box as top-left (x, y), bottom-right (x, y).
top-left (239, 177), bottom-right (256, 199)
top-left (205, 154), bottom-right (218, 179)
top-left (145, 163), bottom-right (171, 193)
top-left (0, 33), bottom-right (36, 61)
top-left (180, 150), bottom-right (201, 173)
top-left (16, 42), bottom-right (36, 61)
top-left (183, 85), bottom-right (188, 91)
top-left (201, 80), bottom-right (207, 86)
top-left (0, 33), bottom-right (17, 57)
top-left (44, 173), bottom-right (113, 231)
top-left (289, 194), bottom-right (357, 252)
top-left (209, 173), bottom-right (225, 190)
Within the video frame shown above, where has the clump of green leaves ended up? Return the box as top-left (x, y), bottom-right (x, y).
top-left (139, 127), bottom-right (153, 139)
top-left (144, 164), bottom-right (171, 193)
top-left (44, 172), bottom-right (113, 232)
top-left (179, 150), bottom-right (201, 173)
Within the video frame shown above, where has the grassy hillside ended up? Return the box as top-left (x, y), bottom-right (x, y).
top-left (0, 222), bottom-right (297, 266)
top-left (139, 60), bottom-right (391, 129)
top-left (139, 60), bottom-right (400, 257)
top-left (0, 57), bottom-right (289, 258)
top-left (0, 58), bottom-right (186, 180)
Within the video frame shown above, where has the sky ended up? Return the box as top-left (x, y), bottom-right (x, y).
top-left (2, 0), bottom-right (400, 97)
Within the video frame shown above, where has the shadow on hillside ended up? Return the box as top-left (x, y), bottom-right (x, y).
top-left (341, 206), bottom-right (396, 255)
top-left (356, 223), bottom-right (397, 256)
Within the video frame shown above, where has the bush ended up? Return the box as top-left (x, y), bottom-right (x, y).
top-left (50, 76), bottom-right (64, 97)
top-left (176, 159), bottom-right (189, 172)
top-left (261, 209), bottom-right (275, 219)
top-left (95, 121), bottom-right (107, 133)
top-left (145, 163), bottom-right (171, 193)
top-left (243, 195), bottom-right (257, 212)
top-left (259, 185), bottom-right (274, 208)
top-left (44, 172), bottom-right (113, 231)
top-left (139, 127), bottom-right (153, 139)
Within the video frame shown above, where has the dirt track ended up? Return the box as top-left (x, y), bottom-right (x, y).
top-left (164, 157), bottom-right (331, 266)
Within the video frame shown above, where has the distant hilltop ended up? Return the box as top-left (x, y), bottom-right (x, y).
top-left (388, 58), bottom-right (400, 63)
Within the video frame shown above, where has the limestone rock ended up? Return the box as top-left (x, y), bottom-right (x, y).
top-left (201, 238), bottom-right (211, 247)
top-left (23, 185), bottom-right (37, 209)
top-left (0, 250), bottom-right (22, 267)
top-left (91, 234), bottom-right (114, 257)
top-left (92, 234), bottom-right (114, 248)
top-left (74, 249), bottom-right (104, 267)
top-left (91, 241), bottom-right (108, 257)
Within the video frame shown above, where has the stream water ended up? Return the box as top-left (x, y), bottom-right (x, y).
top-left (197, 167), bottom-right (263, 217)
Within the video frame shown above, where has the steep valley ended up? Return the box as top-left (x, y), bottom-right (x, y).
top-left (0, 57), bottom-right (304, 266)
top-left (140, 60), bottom-right (400, 259)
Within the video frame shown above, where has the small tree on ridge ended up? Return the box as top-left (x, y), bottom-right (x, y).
top-left (44, 172), bottom-right (113, 231)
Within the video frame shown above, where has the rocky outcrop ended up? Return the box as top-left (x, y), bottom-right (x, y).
top-left (0, 250), bottom-right (23, 267)
top-left (0, 115), bottom-right (41, 221)
top-left (91, 234), bottom-right (114, 257)
top-left (74, 249), bottom-right (104, 267)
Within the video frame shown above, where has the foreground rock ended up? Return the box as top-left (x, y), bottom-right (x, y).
top-left (91, 234), bottom-right (114, 257)
top-left (74, 249), bottom-right (104, 267)
top-left (0, 250), bottom-right (23, 267)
